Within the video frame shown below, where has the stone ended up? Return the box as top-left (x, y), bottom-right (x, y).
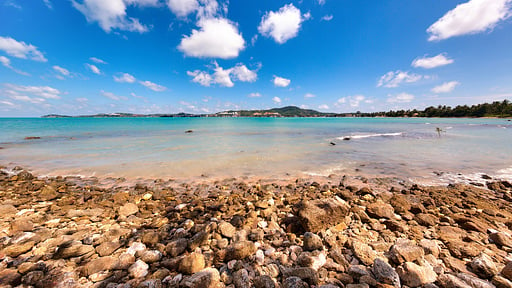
top-left (372, 258), bottom-right (400, 288)
top-left (437, 274), bottom-right (472, 288)
top-left (95, 241), bottom-right (122, 257)
top-left (283, 267), bottom-right (319, 285)
top-left (0, 269), bottom-right (21, 286)
top-left (414, 213), bottom-right (437, 227)
top-left (83, 256), bottom-right (119, 276)
top-left (218, 221), bottom-right (236, 238)
top-left (502, 261), bottom-right (512, 281)
top-left (225, 241), bottom-right (257, 261)
top-left (39, 185), bottom-right (58, 201)
top-left (253, 275), bottom-right (276, 288)
top-left (129, 260), bottom-right (149, 278)
top-left (139, 279), bottom-right (163, 288)
top-left (166, 238), bottom-right (188, 257)
top-left (119, 203), bottom-right (139, 217)
top-left (419, 239), bottom-right (440, 258)
top-left (11, 219), bottom-right (34, 232)
top-left (141, 250), bottom-right (162, 264)
top-left (0, 204), bottom-right (17, 216)
top-left (179, 252), bottom-right (206, 275)
top-left (233, 269), bottom-right (251, 288)
top-left (118, 253), bottom-right (136, 269)
top-left (283, 276), bottom-right (309, 288)
top-left (389, 239), bottom-right (424, 264)
top-left (457, 273), bottom-right (495, 288)
top-left (470, 254), bottom-right (498, 279)
top-left (294, 197), bottom-right (350, 232)
top-left (366, 201), bottom-right (395, 219)
top-left (21, 271), bottom-right (44, 287)
top-left (142, 231), bottom-right (160, 246)
top-left (181, 268), bottom-right (221, 288)
top-left (303, 232), bottom-right (323, 251)
top-left (490, 232), bottom-right (512, 248)
top-left (492, 275), bottom-right (512, 288)
top-left (53, 240), bottom-right (94, 259)
top-left (2, 240), bottom-right (35, 257)
top-left (352, 240), bottom-right (377, 266)
top-left (397, 262), bottom-right (437, 287)
top-left (389, 194), bottom-right (411, 214)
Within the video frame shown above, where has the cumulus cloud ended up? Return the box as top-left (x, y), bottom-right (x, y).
top-left (273, 75), bottom-right (291, 87)
top-left (85, 63), bottom-right (101, 74)
top-left (412, 53), bottom-right (454, 69)
top-left (248, 92), bottom-right (261, 98)
top-left (387, 92), bottom-right (415, 103)
top-left (321, 15), bottom-right (333, 21)
top-left (53, 65), bottom-right (70, 76)
top-left (72, 0), bottom-right (154, 33)
top-left (178, 18), bottom-right (245, 59)
top-left (427, 0), bottom-right (512, 41)
top-left (318, 104), bottom-right (329, 110)
top-left (114, 72), bottom-right (136, 83)
top-left (101, 90), bottom-right (127, 101)
top-left (431, 81), bottom-right (460, 93)
top-left (258, 4), bottom-right (307, 44)
top-left (0, 36), bottom-right (47, 62)
top-left (377, 70), bottom-right (423, 88)
top-left (90, 57), bottom-right (107, 64)
top-left (167, 0), bottom-right (198, 17)
top-left (304, 93), bottom-right (316, 98)
top-left (139, 80), bottom-right (167, 92)
top-left (4, 84), bottom-right (61, 104)
top-left (272, 96), bottom-right (282, 104)
top-left (187, 62), bottom-right (258, 87)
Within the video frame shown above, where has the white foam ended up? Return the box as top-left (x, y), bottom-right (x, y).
top-left (497, 167), bottom-right (512, 181)
top-left (337, 132), bottom-right (403, 140)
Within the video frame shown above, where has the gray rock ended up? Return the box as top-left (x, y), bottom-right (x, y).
top-left (457, 273), bottom-right (496, 288)
top-left (470, 254), bottom-right (498, 279)
top-left (283, 276), bottom-right (309, 288)
top-left (372, 258), bottom-right (400, 288)
top-left (397, 262), bottom-right (437, 287)
top-left (233, 269), bottom-right (251, 288)
top-left (21, 271), bottom-right (44, 287)
top-left (139, 279), bottom-right (163, 288)
top-left (294, 197), bottom-right (350, 232)
top-left (303, 232), bottom-right (323, 251)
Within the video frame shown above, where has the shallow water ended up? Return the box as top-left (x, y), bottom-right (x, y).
top-left (0, 117), bottom-right (511, 183)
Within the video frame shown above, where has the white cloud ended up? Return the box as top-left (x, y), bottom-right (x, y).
top-left (248, 92), bottom-right (261, 98)
top-left (90, 57), bottom-right (107, 64)
top-left (0, 36), bottom-right (47, 62)
top-left (387, 92), bottom-right (415, 103)
top-left (125, 0), bottom-right (159, 6)
top-left (304, 93), bottom-right (316, 98)
top-left (43, 0), bottom-right (52, 9)
top-left (427, 0), bottom-right (512, 41)
top-left (76, 97), bottom-right (88, 103)
top-left (251, 34), bottom-right (258, 46)
top-left (377, 70), bottom-right (423, 88)
top-left (0, 56), bottom-right (12, 68)
top-left (336, 95), bottom-right (367, 107)
top-left (212, 65), bottom-right (234, 87)
top-left (317, 0), bottom-right (326, 5)
top-left (431, 81), bottom-right (460, 93)
top-left (72, 0), bottom-right (151, 33)
top-left (85, 63), bottom-right (101, 74)
top-left (412, 53), bottom-right (454, 69)
top-left (101, 90), bottom-right (127, 101)
top-left (114, 72), bottom-right (136, 83)
top-left (53, 65), bottom-right (70, 76)
top-left (187, 70), bottom-right (213, 86)
top-left (0, 100), bottom-right (15, 107)
top-left (273, 75), bottom-right (291, 87)
top-left (318, 104), bottom-right (329, 110)
top-left (321, 15), bottom-right (333, 21)
top-left (303, 12), bottom-right (312, 21)
top-left (258, 4), bottom-right (306, 44)
top-left (139, 80), bottom-right (167, 92)
top-left (231, 64), bottom-right (257, 82)
top-left (167, 0), bottom-right (198, 17)
top-left (4, 84), bottom-right (62, 102)
top-left (178, 18), bottom-right (245, 59)
top-left (272, 96), bottom-right (282, 104)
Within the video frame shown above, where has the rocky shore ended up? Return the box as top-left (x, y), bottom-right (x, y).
top-left (1, 167), bottom-right (512, 288)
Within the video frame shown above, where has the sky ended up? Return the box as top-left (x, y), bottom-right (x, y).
top-left (0, 0), bottom-right (512, 116)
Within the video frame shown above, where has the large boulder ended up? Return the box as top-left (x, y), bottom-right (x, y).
top-left (294, 197), bottom-right (350, 232)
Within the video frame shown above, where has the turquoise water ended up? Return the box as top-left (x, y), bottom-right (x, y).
top-left (0, 117), bottom-right (511, 183)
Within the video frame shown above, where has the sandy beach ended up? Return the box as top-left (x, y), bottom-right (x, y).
top-left (1, 166), bottom-right (512, 288)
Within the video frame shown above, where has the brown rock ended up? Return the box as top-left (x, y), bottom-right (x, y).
top-left (0, 204), bottom-right (17, 217)
top-left (389, 239), bottom-right (424, 264)
top-left (470, 253), bottom-right (498, 279)
top-left (366, 201), bottom-right (395, 219)
top-left (0, 269), bottom-right (21, 286)
top-left (95, 241), bottom-right (122, 257)
top-left (389, 194), bottom-right (411, 214)
top-left (83, 256), bottom-right (119, 276)
top-left (225, 241), bottom-right (257, 261)
top-left (397, 262), bottom-right (437, 287)
top-left (351, 240), bottom-right (377, 266)
top-left (218, 221), bottom-right (236, 238)
top-left (179, 252), bottom-right (206, 275)
top-left (294, 197), bottom-right (350, 232)
top-left (181, 268), bottom-right (221, 288)
top-left (490, 232), bottom-right (512, 247)
top-left (414, 213), bottom-right (437, 227)
top-left (119, 203), bottom-right (139, 217)
top-left (2, 241), bottom-right (35, 257)
top-left (502, 261), bottom-right (512, 281)
top-left (166, 238), bottom-right (188, 257)
top-left (303, 232), bottom-right (323, 251)
top-left (53, 240), bottom-right (94, 259)
top-left (39, 185), bottom-right (58, 201)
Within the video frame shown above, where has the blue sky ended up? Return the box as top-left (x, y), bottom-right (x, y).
top-left (0, 0), bottom-right (511, 116)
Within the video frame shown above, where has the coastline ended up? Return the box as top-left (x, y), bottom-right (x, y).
top-left (1, 167), bottom-right (512, 287)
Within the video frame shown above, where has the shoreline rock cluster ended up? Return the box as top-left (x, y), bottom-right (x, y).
top-left (1, 167), bottom-right (512, 288)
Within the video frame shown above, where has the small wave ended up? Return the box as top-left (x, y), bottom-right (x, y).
top-left (497, 167), bottom-right (512, 181)
top-left (337, 132), bottom-right (403, 140)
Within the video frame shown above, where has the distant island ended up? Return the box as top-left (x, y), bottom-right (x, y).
top-left (43, 100), bottom-right (512, 118)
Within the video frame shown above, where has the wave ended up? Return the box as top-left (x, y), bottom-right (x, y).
top-left (337, 132), bottom-right (403, 140)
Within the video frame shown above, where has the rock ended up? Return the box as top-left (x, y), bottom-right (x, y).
top-left (127, 241), bottom-right (146, 256)
top-left (283, 276), bottom-right (309, 288)
top-left (0, 204), bottom-right (18, 217)
top-left (83, 256), bottom-right (119, 276)
top-left (283, 267), bottom-right (319, 285)
top-left (492, 275), bottom-right (512, 288)
top-left (166, 238), bottom-right (188, 257)
top-left (119, 203), bottom-right (139, 217)
top-left (372, 258), bottom-right (400, 288)
top-left (253, 275), bottom-right (276, 288)
top-left (181, 268), bottom-right (221, 288)
top-left (419, 239), bottom-right (441, 258)
top-left (352, 240), bottom-right (377, 266)
top-left (0, 269), bottom-right (21, 286)
top-left (118, 252), bottom-right (136, 269)
top-left (139, 279), bottom-right (163, 288)
top-left (457, 273), bottom-right (496, 288)
top-left (129, 260), bottom-right (149, 278)
top-left (389, 239), bottom-right (424, 264)
top-left (2, 240), bottom-right (35, 257)
top-left (17, 170), bottom-right (34, 180)
top-left (142, 231), bottom-right (160, 246)
top-left (141, 250), bottom-right (162, 264)
top-left (470, 254), bottom-right (498, 279)
top-left (437, 274), bottom-right (472, 288)
top-left (490, 232), bottom-right (512, 247)
top-left (95, 241), bottom-right (122, 256)
top-left (218, 221), bottom-right (236, 238)
top-left (502, 261), bottom-right (512, 281)
top-left (225, 241), bottom-right (257, 261)
top-left (366, 201), bottom-right (395, 219)
top-left (303, 232), bottom-right (323, 251)
top-left (294, 197), bottom-right (350, 232)
top-left (389, 195), bottom-right (411, 214)
top-left (396, 262), bottom-right (437, 287)
top-left (21, 271), bottom-right (44, 287)
top-left (53, 240), bottom-right (94, 259)
top-left (414, 213), bottom-right (437, 227)
top-left (179, 252), bottom-right (205, 274)
top-left (233, 269), bottom-right (251, 288)
top-left (39, 185), bottom-right (58, 201)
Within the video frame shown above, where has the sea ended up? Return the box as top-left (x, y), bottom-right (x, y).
top-left (0, 117), bottom-right (511, 184)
